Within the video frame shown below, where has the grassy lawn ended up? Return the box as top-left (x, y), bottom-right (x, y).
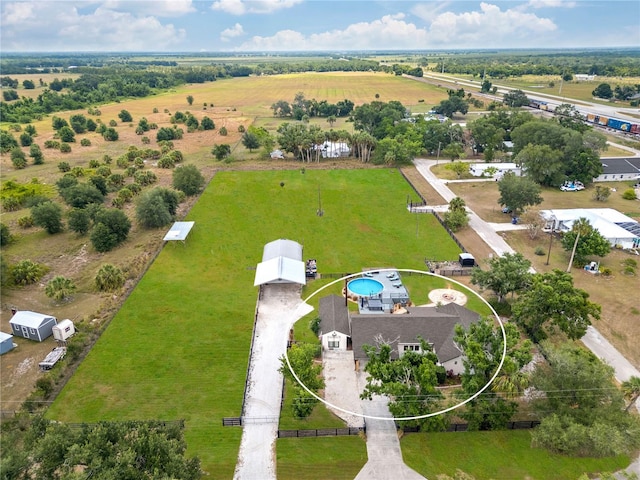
top-left (47, 168), bottom-right (462, 477)
top-left (277, 436), bottom-right (367, 480)
top-left (402, 430), bottom-right (631, 479)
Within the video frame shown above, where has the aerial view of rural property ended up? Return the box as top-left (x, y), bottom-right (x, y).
top-left (2, 1), bottom-right (640, 479)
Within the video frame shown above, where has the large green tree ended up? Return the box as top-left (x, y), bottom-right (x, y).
top-left (497, 172), bottom-right (543, 216)
top-left (280, 343), bottom-right (324, 418)
top-left (561, 217), bottom-right (611, 269)
top-left (468, 116), bottom-right (505, 161)
top-left (515, 144), bottom-right (564, 187)
top-left (502, 89), bottom-right (529, 107)
top-left (454, 317), bottom-right (532, 430)
top-left (2, 416), bottom-right (202, 479)
top-left (512, 269), bottom-right (601, 342)
top-left (531, 343), bottom-right (640, 457)
top-left (471, 252), bottom-right (532, 303)
top-left (360, 339), bottom-right (446, 430)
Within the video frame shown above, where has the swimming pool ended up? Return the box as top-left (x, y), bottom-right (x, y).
top-left (347, 278), bottom-right (384, 297)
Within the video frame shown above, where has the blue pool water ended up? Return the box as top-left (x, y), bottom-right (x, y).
top-left (347, 278), bottom-right (384, 296)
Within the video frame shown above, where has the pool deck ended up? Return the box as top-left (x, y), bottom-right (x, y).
top-left (355, 269), bottom-right (410, 314)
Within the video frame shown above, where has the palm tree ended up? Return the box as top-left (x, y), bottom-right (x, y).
top-left (45, 275), bottom-right (76, 302)
top-left (449, 197), bottom-right (466, 213)
top-left (622, 376), bottom-right (640, 412)
top-left (566, 217), bottom-right (592, 272)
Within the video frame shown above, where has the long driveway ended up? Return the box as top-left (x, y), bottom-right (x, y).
top-left (234, 284), bottom-right (313, 480)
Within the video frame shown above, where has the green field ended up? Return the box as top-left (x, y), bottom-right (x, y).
top-left (47, 168), bottom-right (460, 476)
top-left (402, 430), bottom-right (630, 479)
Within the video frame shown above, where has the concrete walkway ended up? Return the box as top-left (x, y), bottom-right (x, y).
top-left (353, 371), bottom-right (426, 480)
top-left (233, 284), bottom-right (313, 480)
top-left (322, 350), bottom-right (364, 428)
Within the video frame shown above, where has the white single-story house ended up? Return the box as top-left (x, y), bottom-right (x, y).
top-left (469, 162), bottom-right (522, 178)
top-left (315, 141), bottom-right (350, 158)
top-left (596, 157), bottom-right (640, 182)
top-left (575, 74), bottom-right (596, 81)
top-left (319, 296), bottom-right (479, 375)
top-left (0, 331), bottom-right (16, 355)
top-left (318, 295), bottom-right (351, 351)
top-left (9, 311), bottom-right (57, 342)
top-left (254, 239), bottom-right (307, 286)
top-left (541, 208), bottom-right (640, 249)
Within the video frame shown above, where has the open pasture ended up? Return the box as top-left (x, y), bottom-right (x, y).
top-left (46, 168), bottom-right (461, 477)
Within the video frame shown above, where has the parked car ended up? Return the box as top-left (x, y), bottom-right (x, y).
top-left (560, 181), bottom-right (585, 192)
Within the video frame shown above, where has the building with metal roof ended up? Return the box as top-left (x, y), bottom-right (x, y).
top-left (254, 239), bottom-right (306, 286)
top-left (541, 208), bottom-right (640, 250)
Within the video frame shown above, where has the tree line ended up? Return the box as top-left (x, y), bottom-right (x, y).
top-left (428, 49), bottom-right (640, 78)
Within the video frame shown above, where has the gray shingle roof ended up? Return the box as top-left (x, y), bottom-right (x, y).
top-left (319, 295), bottom-right (351, 336)
top-left (350, 303), bottom-right (480, 362)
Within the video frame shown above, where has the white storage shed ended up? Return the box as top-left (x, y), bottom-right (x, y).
top-left (52, 319), bottom-right (75, 341)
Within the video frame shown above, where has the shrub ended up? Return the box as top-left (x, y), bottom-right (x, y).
top-left (44, 140), bottom-right (61, 149)
top-left (623, 266), bottom-right (636, 276)
top-left (19, 132), bottom-right (33, 147)
top-left (136, 188), bottom-right (180, 228)
top-left (219, 126), bottom-right (228, 136)
top-left (173, 164), bottom-right (205, 196)
top-left (623, 259), bottom-right (638, 268)
top-left (80, 138), bottom-right (91, 147)
top-left (134, 170), bottom-right (157, 186)
top-left (35, 377), bottom-right (54, 398)
top-left (68, 208), bottom-right (91, 235)
top-left (31, 201), bottom-right (64, 233)
top-left (59, 183), bottom-right (105, 208)
top-left (88, 159), bottom-right (100, 168)
top-left (11, 259), bottom-right (47, 285)
top-left (109, 119), bottom-right (117, 127)
top-left (600, 267), bottom-right (612, 277)
top-left (60, 142), bottom-right (71, 153)
top-left (57, 161), bottom-right (71, 172)
top-left (107, 173), bottom-right (125, 188)
top-left (103, 127), bottom-right (119, 141)
top-left (0, 223), bottom-right (11, 246)
top-left (96, 165), bottom-right (111, 178)
top-left (237, 125), bottom-right (245, 133)
top-left (622, 188), bottom-right (637, 200)
top-left (2, 197), bottom-right (21, 211)
top-left (90, 208), bottom-right (131, 252)
top-left (157, 155), bottom-right (175, 168)
top-left (11, 147), bottom-right (27, 169)
top-left (141, 136), bottom-right (150, 144)
top-left (95, 264), bottom-right (126, 291)
top-left (534, 246), bottom-right (545, 256)
top-left (17, 216), bottom-right (35, 228)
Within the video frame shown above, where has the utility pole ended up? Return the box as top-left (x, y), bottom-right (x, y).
top-left (436, 141), bottom-right (441, 165)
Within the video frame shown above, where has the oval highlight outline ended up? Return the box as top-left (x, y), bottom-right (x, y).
top-left (284, 268), bottom-right (507, 422)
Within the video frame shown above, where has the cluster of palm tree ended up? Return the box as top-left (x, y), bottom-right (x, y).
top-left (275, 123), bottom-right (377, 163)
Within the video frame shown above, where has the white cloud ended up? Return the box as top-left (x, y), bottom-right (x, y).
top-left (1, 2), bottom-right (186, 51)
top-left (221, 23), bottom-right (245, 41)
top-left (1, 1), bottom-right (36, 26)
top-left (426, 3), bottom-right (557, 45)
top-left (211, 0), bottom-right (302, 15)
top-left (101, 0), bottom-right (196, 16)
top-left (237, 4), bottom-right (558, 51)
top-left (411, 1), bottom-right (452, 23)
top-left (526, 0), bottom-right (576, 8)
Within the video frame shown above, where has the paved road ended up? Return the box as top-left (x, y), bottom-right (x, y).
top-left (413, 159), bottom-right (640, 478)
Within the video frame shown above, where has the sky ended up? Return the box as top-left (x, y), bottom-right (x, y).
top-left (1, 0), bottom-right (639, 53)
